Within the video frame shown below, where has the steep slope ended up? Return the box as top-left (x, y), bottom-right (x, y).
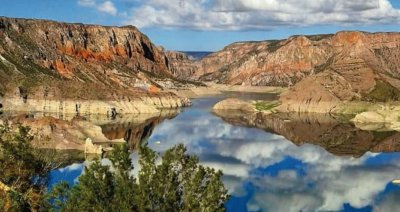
top-left (197, 32), bottom-right (400, 88)
top-left (0, 17), bottom-right (191, 113)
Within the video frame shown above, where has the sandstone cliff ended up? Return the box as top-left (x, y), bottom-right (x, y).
top-left (0, 17), bottom-right (193, 113)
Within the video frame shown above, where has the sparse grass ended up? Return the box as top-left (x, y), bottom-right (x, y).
top-left (363, 80), bottom-right (400, 102)
top-left (255, 101), bottom-right (281, 111)
top-left (333, 101), bottom-right (383, 115)
top-left (372, 131), bottom-right (396, 142)
top-left (0, 60), bottom-right (9, 72)
top-left (267, 40), bottom-right (283, 52)
top-left (305, 34), bottom-right (334, 41)
top-left (314, 56), bottom-right (334, 74)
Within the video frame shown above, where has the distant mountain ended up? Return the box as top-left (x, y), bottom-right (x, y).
top-left (181, 51), bottom-right (213, 60)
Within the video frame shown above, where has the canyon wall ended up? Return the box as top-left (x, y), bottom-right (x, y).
top-left (196, 32), bottom-right (400, 87)
top-left (0, 17), bottom-right (193, 113)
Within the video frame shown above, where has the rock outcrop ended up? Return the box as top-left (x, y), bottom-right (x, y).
top-left (213, 98), bottom-right (257, 112)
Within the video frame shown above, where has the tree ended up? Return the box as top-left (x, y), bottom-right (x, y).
top-left (138, 144), bottom-right (228, 212)
top-left (46, 144), bottom-right (139, 211)
top-left (0, 124), bottom-right (49, 211)
top-left (48, 144), bottom-right (229, 211)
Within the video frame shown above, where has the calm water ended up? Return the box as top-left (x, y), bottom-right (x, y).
top-left (49, 94), bottom-right (400, 212)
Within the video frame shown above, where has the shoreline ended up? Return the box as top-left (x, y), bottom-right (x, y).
top-left (167, 83), bottom-right (286, 98)
top-left (212, 97), bottom-right (400, 132)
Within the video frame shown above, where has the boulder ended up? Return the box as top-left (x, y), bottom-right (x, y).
top-left (213, 98), bottom-right (256, 113)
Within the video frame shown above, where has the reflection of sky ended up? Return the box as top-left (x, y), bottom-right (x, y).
top-left (147, 98), bottom-right (400, 212)
top-left (49, 97), bottom-right (400, 211)
top-left (47, 163), bottom-right (84, 190)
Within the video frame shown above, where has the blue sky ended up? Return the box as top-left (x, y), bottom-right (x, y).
top-left (1, 0), bottom-right (400, 51)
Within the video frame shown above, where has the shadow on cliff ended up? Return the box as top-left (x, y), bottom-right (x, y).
top-left (213, 110), bottom-right (400, 158)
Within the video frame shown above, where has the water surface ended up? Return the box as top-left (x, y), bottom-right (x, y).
top-left (50, 93), bottom-right (400, 212)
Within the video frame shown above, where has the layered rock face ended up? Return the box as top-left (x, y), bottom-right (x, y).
top-left (0, 17), bottom-right (192, 113)
top-left (196, 32), bottom-right (400, 89)
top-left (165, 51), bottom-right (198, 79)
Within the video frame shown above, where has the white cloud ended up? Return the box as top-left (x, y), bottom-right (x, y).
top-left (98, 1), bottom-right (118, 16)
top-left (124, 0), bottom-right (400, 30)
top-left (77, 0), bottom-right (118, 16)
top-left (78, 0), bottom-right (96, 7)
top-left (57, 163), bottom-right (85, 173)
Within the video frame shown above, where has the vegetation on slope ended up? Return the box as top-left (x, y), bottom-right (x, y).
top-left (255, 101), bottom-right (281, 111)
top-left (364, 80), bottom-right (400, 102)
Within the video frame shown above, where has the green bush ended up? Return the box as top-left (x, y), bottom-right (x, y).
top-left (47, 144), bottom-right (229, 211)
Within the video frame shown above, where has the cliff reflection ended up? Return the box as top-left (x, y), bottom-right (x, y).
top-left (213, 110), bottom-right (400, 157)
top-left (100, 109), bottom-right (179, 150)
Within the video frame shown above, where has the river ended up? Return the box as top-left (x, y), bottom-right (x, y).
top-left (47, 93), bottom-right (400, 212)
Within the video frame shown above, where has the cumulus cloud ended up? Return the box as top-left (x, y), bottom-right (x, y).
top-left (77, 0), bottom-right (118, 16)
top-left (124, 0), bottom-right (400, 30)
